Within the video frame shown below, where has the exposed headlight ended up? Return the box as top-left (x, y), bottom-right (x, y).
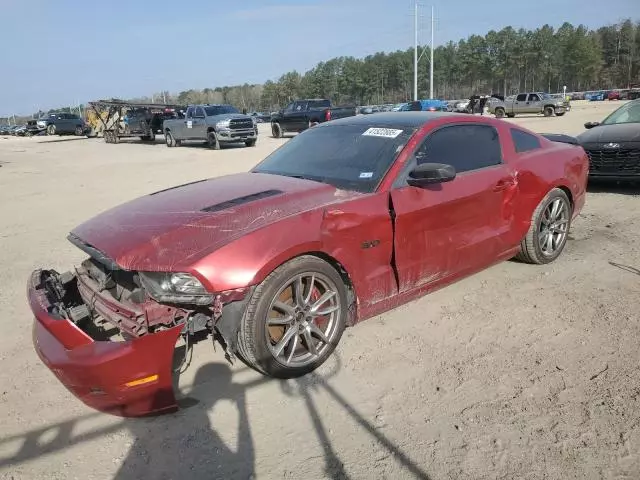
top-left (138, 272), bottom-right (213, 305)
top-left (216, 120), bottom-right (230, 129)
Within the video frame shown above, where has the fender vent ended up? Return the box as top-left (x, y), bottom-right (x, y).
top-left (202, 189), bottom-right (284, 213)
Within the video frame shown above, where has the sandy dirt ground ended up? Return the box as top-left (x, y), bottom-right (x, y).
top-left (0, 101), bottom-right (639, 480)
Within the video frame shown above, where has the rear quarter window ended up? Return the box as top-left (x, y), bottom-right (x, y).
top-left (511, 129), bottom-right (541, 153)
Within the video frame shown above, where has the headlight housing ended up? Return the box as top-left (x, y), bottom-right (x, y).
top-left (216, 119), bottom-right (230, 129)
top-left (138, 272), bottom-right (213, 305)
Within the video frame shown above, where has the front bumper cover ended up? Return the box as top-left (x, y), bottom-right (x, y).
top-left (28, 269), bottom-right (182, 417)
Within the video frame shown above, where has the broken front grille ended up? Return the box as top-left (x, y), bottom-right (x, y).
top-left (585, 148), bottom-right (640, 174)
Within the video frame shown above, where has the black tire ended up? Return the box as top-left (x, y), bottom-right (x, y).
top-left (74, 125), bottom-right (84, 136)
top-left (104, 132), bottom-right (112, 143)
top-left (46, 124), bottom-right (56, 135)
top-left (506, 113), bottom-right (516, 118)
top-left (494, 108), bottom-right (505, 118)
top-left (245, 138), bottom-right (257, 147)
top-left (237, 255), bottom-right (348, 378)
top-left (543, 106), bottom-right (554, 117)
top-left (165, 130), bottom-right (176, 147)
top-left (207, 131), bottom-right (220, 150)
top-left (271, 122), bottom-right (283, 138)
top-left (555, 112), bottom-right (565, 117)
top-left (515, 188), bottom-right (572, 265)
top-left (113, 133), bottom-right (120, 144)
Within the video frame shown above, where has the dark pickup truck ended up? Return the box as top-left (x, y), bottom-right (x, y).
top-left (270, 99), bottom-right (356, 138)
top-left (162, 104), bottom-right (257, 149)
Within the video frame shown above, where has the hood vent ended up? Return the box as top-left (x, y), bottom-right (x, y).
top-left (202, 189), bottom-right (283, 213)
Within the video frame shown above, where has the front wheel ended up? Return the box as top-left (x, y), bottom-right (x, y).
top-left (74, 125), bottom-right (84, 136)
top-left (237, 255), bottom-right (348, 378)
top-left (46, 124), bottom-right (56, 135)
top-left (555, 112), bottom-right (565, 117)
top-left (245, 138), bottom-right (257, 147)
top-left (543, 106), bottom-right (554, 117)
top-left (515, 188), bottom-right (572, 265)
top-left (207, 131), bottom-right (220, 150)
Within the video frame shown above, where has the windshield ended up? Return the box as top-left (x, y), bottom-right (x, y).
top-left (204, 105), bottom-right (239, 116)
top-left (602, 101), bottom-right (640, 125)
top-left (252, 124), bottom-right (415, 193)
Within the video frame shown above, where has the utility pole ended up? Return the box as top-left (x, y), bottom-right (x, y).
top-left (413, 0), bottom-right (418, 101)
top-left (430, 5), bottom-right (434, 99)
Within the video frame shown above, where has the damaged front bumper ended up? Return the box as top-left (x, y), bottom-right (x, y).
top-left (28, 269), bottom-right (183, 417)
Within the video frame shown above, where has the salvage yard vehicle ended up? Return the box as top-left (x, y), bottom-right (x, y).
top-left (28, 112), bottom-right (588, 416)
top-left (26, 112), bottom-right (87, 136)
top-left (163, 104), bottom-right (257, 149)
top-left (87, 100), bottom-right (185, 143)
top-left (490, 92), bottom-right (569, 118)
top-left (270, 98), bottom-right (356, 138)
top-left (577, 98), bottom-right (640, 180)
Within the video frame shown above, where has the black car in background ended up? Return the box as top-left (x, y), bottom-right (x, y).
top-left (577, 99), bottom-right (640, 180)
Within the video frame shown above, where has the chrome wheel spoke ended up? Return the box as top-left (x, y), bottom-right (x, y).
top-left (293, 276), bottom-right (305, 307)
top-left (303, 328), bottom-right (318, 356)
top-left (304, 274), bottom-right (315, 304)
top-left (313, 304), bottom-right (340, 316)
top-left (309, 322), bottom-right (330, 344)
top-left (273, 327), bottom-right (298, 356)
top-left (286, 334), bottom-right (299, 364)
top-left (550, 199), bottom-right (561, 221)
top-left (273, 301), bottom-right (295, 316)
top-left (310, 291), bottom-right (336, 314)
top-left (267, 315), bottom-right (293, 326)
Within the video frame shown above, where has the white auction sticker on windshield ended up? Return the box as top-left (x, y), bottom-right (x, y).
top-left (359, 172), bottom-right (373, 178)
top-left (362, 127), bottom-right (403, 138)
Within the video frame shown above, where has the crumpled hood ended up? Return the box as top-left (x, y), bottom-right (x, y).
top-left (70, 172), bottom-right (361, 271)
top-left (577, 123), bottom-right (640, 144)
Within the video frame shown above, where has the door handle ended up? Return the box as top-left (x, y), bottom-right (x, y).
top-left (493, 178), bottom-right (517, 192)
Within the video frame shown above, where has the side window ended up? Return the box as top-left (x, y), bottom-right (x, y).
top-left (195, 107), bottom-right (205, 118)
top-left (511, 129), bottom-right (541, 153)
top-left (185, 107), bottom-right (195, 118)
top-left (283, 102), bottom-right (294, 113)
top-left (528, 94), bottom-right (540, 102)
top-left (516, 94), bottom-right (527, 102)
top-left (415, 125), bottom-right (502, 174)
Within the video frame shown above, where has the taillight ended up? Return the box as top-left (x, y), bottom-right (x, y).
top-left (325, 110), bottom-right (331, 121)
top-left (428, 107), bottom-right (436, 111)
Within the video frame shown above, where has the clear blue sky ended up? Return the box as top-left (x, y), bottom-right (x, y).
top-left (1, 0), bottom-right (637, 115)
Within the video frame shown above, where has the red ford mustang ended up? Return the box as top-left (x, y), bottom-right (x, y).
top-left (28, 112), bottom-right (588, 416)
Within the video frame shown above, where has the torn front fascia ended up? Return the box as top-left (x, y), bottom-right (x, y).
top-left (212, 285), bottom-right (255, 362)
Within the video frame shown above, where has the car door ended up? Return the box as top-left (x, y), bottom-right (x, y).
top-left (287, 101), bottom-right (309, 130)
top-left (526, 93), bottom-right (542, 114)
top-left (191, 106), bottom-right (207, 139)
top-left (389, 123), bottom-right (518, 293)
top-left (513, 94), bottom-right (528, 114)
top-left (181, 107), bottom-right (196, 139)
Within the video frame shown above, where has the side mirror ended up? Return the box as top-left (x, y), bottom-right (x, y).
top-left (407, 162), bottom-right (456, 187)
top-left (584, 121), bottom-right (600, 129)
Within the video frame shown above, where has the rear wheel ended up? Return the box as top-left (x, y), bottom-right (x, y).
top-left (46, 124), bottom-right (56, 135)
top-left (207, 131), bottom-right (220, 150)
top-left (543, 106), bottom-right (554, 117)
top-left (515, 188), bottom-right (572, 265)
top-left (506, 113), bottom-right (516, 118)
top-left (271, 122), bottom-right (283, 138)
top-left (165, 130), bottom-right (176, 147)
top-left (237, 255), bottom-right (348, 378)
top-left (494, 107), bottom-right (505, 118)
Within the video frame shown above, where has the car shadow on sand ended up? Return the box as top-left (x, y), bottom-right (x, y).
top-left (0, 353), bottom-right (432, 479)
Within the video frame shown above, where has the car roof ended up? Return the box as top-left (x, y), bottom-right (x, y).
top-left (316, 111), bottom-right (485, 129)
